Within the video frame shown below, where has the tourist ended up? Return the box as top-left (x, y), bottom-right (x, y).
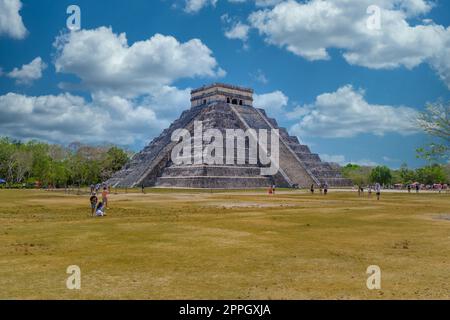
top-left (323, 182), bottom-right (328, 195)
top-left (96, 201), bottom-right (106, 217)
top-left (90, 184), bottom-right (95, 193)
top-left (268, 185), bottom-right (273, 195)
top-left (272, 184), bottom-right (276, 195)
top-left (319, 183), bottom-right (323, 195)
top-left (310, 184), bottom-right (314, 194)
top-left (89, 193), bottom-right (98, 217)
top-left (142, 184), bottom-right (145, 194)
top-left (375, 183), bottom-right (381, 200)
top-left (102, 187), bottom-right (109, 208)
top-left (407, 184), bottom-right (411, 193)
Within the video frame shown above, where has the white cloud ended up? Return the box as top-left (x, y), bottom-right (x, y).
top-left (249, 0), bottom-right (450, 88)
top-left (320, 154), bottom-right (379, 167)
top-left (225, 21), bottom-right (250, 42)
top-left (54, 27), bottom-right (225, 97)
top-left (228, 0), bottom-right (283, 6)
top-left (184, 0), bottom-right (217, 13)
top-left (182, 0), bottom-right (281, 13)
top-left (0, 87), bottom-right (192, 146)
top-left (254, 90), bottom-right (288, 114)
top-left (0, 26), bottom-right (226, 147)
top-left (7, 57), bottom-right (47, 84)
top-left (0, 0), bottom-right (27, 39)
top-left (254, 0), bottom-right (283, 6)
top-left (289, 85), bottom-right (419, 138)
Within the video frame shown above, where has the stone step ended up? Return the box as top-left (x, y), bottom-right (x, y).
top-left (156, 176), bottom-right (273, 189)
top-left (160, 165), bottom-right (264, 177)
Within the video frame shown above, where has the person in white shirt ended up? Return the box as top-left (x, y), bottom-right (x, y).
top-left (375, 183), bottom-right (381, 200)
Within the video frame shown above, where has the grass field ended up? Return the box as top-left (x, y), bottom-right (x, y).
top-left (0, 188), bottom-right (449, 300)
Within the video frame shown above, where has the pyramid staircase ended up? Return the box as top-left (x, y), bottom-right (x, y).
top-left (108, 101), bottom-right (351, 189)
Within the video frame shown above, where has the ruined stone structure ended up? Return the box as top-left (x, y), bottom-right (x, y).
top-left (108, 83), bottom-right (352, 188)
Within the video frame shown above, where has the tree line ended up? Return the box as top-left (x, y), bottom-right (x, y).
top-left (341, 163), bottom-right (450, 186)
top-left (0, 137), bottom-right (130, 188)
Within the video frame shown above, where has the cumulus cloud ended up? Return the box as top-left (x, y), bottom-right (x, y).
top-left (0, 27), bottom-right (229, 147)
top-left (289, 85), bottom-right (419, 138)
top-left (249, 0), bottom-right (450, 88)
top-left (225, 21), bottom-right (250, 42)
top-left (184, 0), bottom-right (217, 13)
top-left (254, 90), bottom-right (288, 114)
top-left (7, 57), bottom-right (47, 84)
top-left (0, 0), bottom-right (27, 39)
top-left (0, 87), bottom-right (191, 146)
top-left (54, 27), bottom-right (225, 97)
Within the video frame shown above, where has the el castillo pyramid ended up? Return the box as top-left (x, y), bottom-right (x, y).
top-left (108, 83), bottom-right (351, 188)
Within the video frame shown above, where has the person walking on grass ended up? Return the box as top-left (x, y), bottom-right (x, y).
top-left (323, 182), bottom-right (328, 195)
top-left (310, 184), bottom-right (314, 194)
top-left (102, 186), bottom-right (109, 209)
top-left (89, 193), bottom-right (98, 217)
top-left (375, 183), bottom-right (381, 200)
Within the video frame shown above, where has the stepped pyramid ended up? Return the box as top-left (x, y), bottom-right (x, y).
top-left (108, 83), bottom-right (352, 188)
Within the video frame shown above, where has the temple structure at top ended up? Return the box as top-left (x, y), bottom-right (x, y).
top-left (190, 83), bottom-right (253, 107)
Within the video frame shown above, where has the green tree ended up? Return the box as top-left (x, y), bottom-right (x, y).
top-left (102, 146), bottom-right (129, 179)
top-left (369, 166), bottom-right (392, 185)
top-left (0, 137), bottom-right (130, 187)
top-left (341, 164), bottom-right (371, 186)
top-left (397, 163), bottom-right (416, 184)
top-left (415, 165), bottom-right (447, 184)
top-left (417, 101), bottom-right (450, 162)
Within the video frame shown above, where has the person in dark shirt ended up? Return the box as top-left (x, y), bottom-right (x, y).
top-left (89, 193), bottom-right (98, 217)
top-left (96, 201), bottom-right (106, 216)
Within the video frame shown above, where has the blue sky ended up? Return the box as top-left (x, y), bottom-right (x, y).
top-left (0, 0), bottom-right (449, 168)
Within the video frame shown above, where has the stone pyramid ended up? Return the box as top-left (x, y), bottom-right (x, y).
top-left (108, 83), bottom-right (352, 188)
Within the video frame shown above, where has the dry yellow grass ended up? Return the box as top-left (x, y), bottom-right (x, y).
top-left (0, 188), bottom-right (449, 299)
